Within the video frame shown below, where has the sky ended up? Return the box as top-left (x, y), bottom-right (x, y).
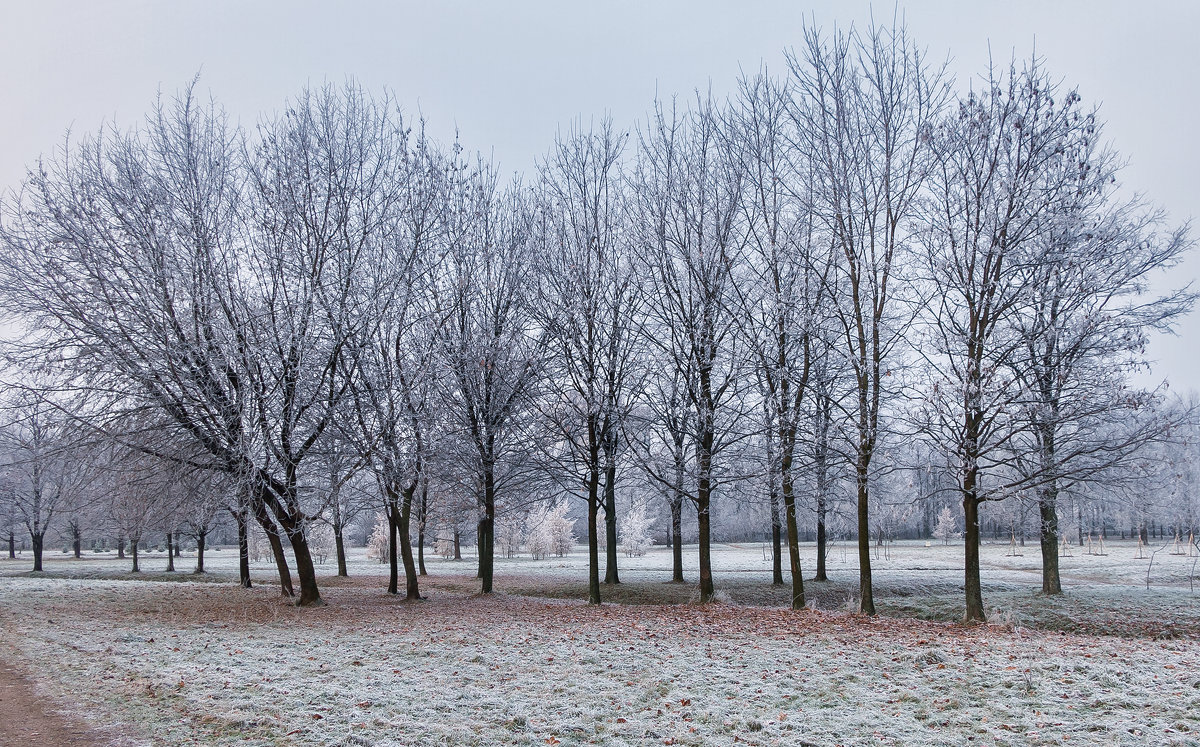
top-left (1, 0), bottom-right (1197, 391)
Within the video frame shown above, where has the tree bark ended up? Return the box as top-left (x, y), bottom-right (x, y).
top-left (194, 531), bottom-right (206, 574)
top-left (235, 509), bottom-right (251, 588)
top-left (130, 537), bottom-right (140, 573)
top-left (963, 491), bottom-right (984, 622)
top-left (397, 481), bottom-right (421, 600)
top-left (417, 483), bottom-right (428, 575)
top-left (165, 532), bottom-right (175, 572)
top-left (31, 531), bottom-right (44, 572)
top-left (7, 530), bottom-right (14, 559)
top-left (72, 525), bottom-right (82, 560)
top-left (479, 463), bottom-right (496, 593)
top-left (117, 535), bottom-right (126, 560)
top-left (387, 506), bottom-right (399, 594)
top-left (587, 500), bottom-right (601, 605)
top-left (1038, 483), bottom-right (1062, 594)
top-left (453, 529), bottom-right (461, 560)
top-left (603, 453), bottom-right (620, 585)
top-left (334, 520), bottom-right (348, 577)
top-left (253, 501), bottom-right (294, 598)
top-left (780, 455), bottom-right (806, 610)
top-left (855, 449), bottom-right (874, 615)
top-left (173, 531), bottom-right (182, 558)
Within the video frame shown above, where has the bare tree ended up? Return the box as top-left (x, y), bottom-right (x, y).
top-left (1010, 111), bottom-right (1194, 594)
top-left (725, 67), bottom-right (834, 609)
top-left (789, 20), bottom-right (949, 614)
top-left (633, 94), bottom-right (746, 603)
top-left (438, 164), bottom-right (544, 594)
top-left (915, 59), bottom-right (1090, 621)
top-left (536, 117), bottom-right (643, 603)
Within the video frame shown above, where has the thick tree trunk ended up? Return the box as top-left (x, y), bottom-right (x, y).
top-left (7, 530), bottom-right (15, 559)
top-left (282, 521), bottom-right (323, 607)
top-left (670, 493), bottom-right (684, 582)
top-left (1038, 483), bottom-right (1062, 594)
top-left (173, 532), bottom-right (182, 558)
top-left (165, 532), bottom-right (175, 572)
top-left (603, 454), bottom-right (620, 585)
top-left (31, 531), bottom-right (44, 572)
top-left (194, 531), bottom-right (206, 574)
top-left (130, 537), bottom-right (140, 573)
top-left (72, 525), bottom-right (82, 560)
top-left (117, 536), bottom-right (126, 560)
top-left (453, 529), bottom-right (461, 560)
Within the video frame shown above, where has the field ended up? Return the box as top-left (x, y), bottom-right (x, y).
top-left (1, 538), bottom-right (1198, 746)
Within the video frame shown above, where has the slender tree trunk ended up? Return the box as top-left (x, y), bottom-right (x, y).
top-left (117, 535), bottom-right (126, 560)
top-left (130, 537), bottom-right (140, 573)
top-left (417, 483), bottom-right (429, 575)
top-left (235, 509), bottom-right (251, 588)
top-left (697, 416), bottom-right (715, 603)
top-left (587, 499), bottom-right (601, 605)
top-left (31, 531), bottom-right (44, 572)
top-left (780, 455), bottom-right (805, 610)
top-left (398, 481), bottom-right (421, 600)
top-left (72, 525), bottom-right (82, 560)
top-left (479, 462), bottom-right (496, 593)
top-left (603, 453), bottom-right (620, 585)
top-left (814, 392), bottom-right (830, 582)
top-left (453, 529), bottom-right (461, 560)
top-left (670, 493), bottom-right (684, 583)
top-left (7, 530), bottom-right (14, 559)
top-left (856, 448), bottom-right (874, 615)
top-left (165, 532), bottom-right (175, 572)
top-left (334, 520), bottom-right (348, 577)
top-left (963, 489), bottom-right (984, 622)
top-left (387, 504), bottom-right (400, 595)
top-left (194, 531), bottom-right (206, 574)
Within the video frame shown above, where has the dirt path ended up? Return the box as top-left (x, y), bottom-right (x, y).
top-left (0, 654), bottom-right (114, 746)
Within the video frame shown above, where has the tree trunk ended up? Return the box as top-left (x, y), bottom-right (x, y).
top-left (479, 463), bottom-right (496, 593)
top-left (855, 450), bottom-right (875, 615)
top-left (282, 520), bottom-right (322, 607)
top-left (117, 535), bottom-right (126, 560)
top-left (72, 525), bottom-right (82, 559)
top-left (254, 502), bottom-right (293, 598)
top-left (7, 530), bottom-right (14, 559)
top-left (780, 458), bottom-right (806, 610)
top-left (587, 500), bottom-right (601, 605)
top-left (398, 481), bottom-right (421, 600)
top-left (173, 531), bottom-right (182, 558)
top-left (963, 491), bottom-right (984, 622)
top-left (194, 531), bottom-right (206, 574)
top-left (453, 529), bottom-right (461, 560)
top-left (603, 454), bottom-right (620, 585)
top-left (334, 520), bottom-right (348, 577)
top-left (387, 505), bottom-right (400, 595)
top-left (671, 461), bottom-right (685, 583)
top-left (31, 531), bottom-right (44, 572)
top-left (1038, 483), bottom-right (1062, 594)
top-left (165, 532), bottom-right (175, 572)
top-left (130, 537), bottom-right (140, 573)
top-left (417, 483), bottom-right (429, 575)
top-left (236, 509), bottom-right (251, 588)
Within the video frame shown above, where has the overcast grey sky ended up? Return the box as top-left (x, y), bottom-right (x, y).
top-left (2, 0), bottom-right (1196, 391)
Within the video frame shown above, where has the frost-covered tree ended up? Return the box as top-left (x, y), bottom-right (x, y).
top-left (934, 507), bottom-right (958, 545)
top-left (633, 93), bottom-right (746, 604)
top-left (620, 502), bottom-right (654, 557)
top-left (788, 20), bottom-right (950, 614)
top-left (537, 117), bottom-right (643, 603)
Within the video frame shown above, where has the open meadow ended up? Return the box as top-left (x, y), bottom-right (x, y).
top-left (1, 539), bottom-right (1198, 746)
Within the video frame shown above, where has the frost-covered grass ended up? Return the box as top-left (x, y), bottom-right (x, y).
top-left (1, 539), bottom-right (1198, 745)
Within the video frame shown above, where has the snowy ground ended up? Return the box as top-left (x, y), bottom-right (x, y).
top-left (1, 540), bottom-right (1198, 745)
